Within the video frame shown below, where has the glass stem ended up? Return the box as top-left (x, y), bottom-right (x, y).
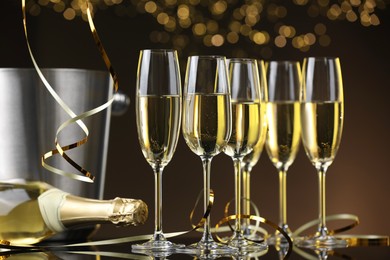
top-left (200, 156), bottom-right (214, 243)
top-left (242, 167), bottom-right (251, 235)
top-left (278, 170), bottom-right (287, 229)
top-left (317, 166), bottom-right (329, 237)
top-left (233, 158), bottom-right (243, 235)
top-left (153, 166), bottom-right (165, 241)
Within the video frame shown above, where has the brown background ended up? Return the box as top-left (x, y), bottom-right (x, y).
top-left (1, 0), bottom-right (390, 240)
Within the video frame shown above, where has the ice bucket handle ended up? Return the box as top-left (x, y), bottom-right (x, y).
top-left (111, 90), bottom-right (130, 116)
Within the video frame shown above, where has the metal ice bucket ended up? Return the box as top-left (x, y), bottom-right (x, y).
top-left (37, 68), bottom-right (114, 200)
top-left (0, 67), bottom-right (127, 199)
top-left (0, 68), bottom-right (128, 239)
top-left (0, 68), bottom-right (41, 182)
top-left (0, 68), bottom-right (129, 241)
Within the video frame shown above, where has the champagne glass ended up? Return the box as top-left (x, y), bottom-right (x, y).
top-left (132, 49), bottom-right (184, 251)
top-left (181, 55), bottom-right (234, 255)
top-left (223, 58), bottom-right (267, 252)
top-left (241, 60), bottom-right (268, 239)
top-left (265, 61), bottom-right (302, 245)
top-left (296, 57), bottom-right (347, 248)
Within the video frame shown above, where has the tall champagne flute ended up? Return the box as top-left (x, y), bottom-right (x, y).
top-left (265, 61), bottom-right (301, 245)
top-left (132, 49), bottom-right (183, 251)
top-left (296, 57), bottom-right (347, 248)
top-left (181, 55), bottom-right (233, 254)
top-left (223, 58), bottom-right (267, 252)
top-left (241, 60), bottom-right (268, 239)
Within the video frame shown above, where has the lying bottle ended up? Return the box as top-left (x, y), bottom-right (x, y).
top-left (0, 179), bottom-right (148, 245)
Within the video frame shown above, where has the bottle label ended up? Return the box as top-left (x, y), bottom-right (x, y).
top-left (38, 188), bottom-right (69, 233)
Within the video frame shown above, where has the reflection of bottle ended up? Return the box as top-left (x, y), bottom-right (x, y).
top-left (0, 179), bottom-right (148, 245)
top-left (3, 251), bottom-right (59, 260)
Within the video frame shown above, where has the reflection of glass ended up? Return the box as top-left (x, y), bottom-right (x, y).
top-left (223, 58), bottom-right (267, 252)
top-left (241, 60), bottom-right (268, 239)
top-left (265, 61), bottom-right (302, 245)
top-left (181, 55), bottom-right (233, 255)
top-left (293, 245), bottom-right (344, 260)
top-left (132, 49), bottom-right (183, 251)
top-left (296, 57), bottom-right (347, 248)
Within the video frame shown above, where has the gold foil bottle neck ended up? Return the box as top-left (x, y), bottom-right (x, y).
top-left (110, 198), bottom-right (148, 226)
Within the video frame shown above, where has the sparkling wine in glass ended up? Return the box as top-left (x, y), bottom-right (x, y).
top-left (132, 49), bottom-right (184, 251)
top-left (180, 55), bottom-right (234, 255)
top-left (296, 57), bottom-right (347, 248)
top-left (265, 61), bottom-right (302, 245)
top-left (241, 60), bottom-right (268, 240)
top-left (223, 58), bottom-right (268, 252)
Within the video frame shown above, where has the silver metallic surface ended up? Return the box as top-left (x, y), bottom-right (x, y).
top-left (0, 68), bottom-right (118, 200)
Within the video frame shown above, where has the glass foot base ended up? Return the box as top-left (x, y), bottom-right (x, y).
top-left (132, 239), bottom-right (185, 251)
top-left (228, 234), bottom-right (268, 252)
top-left (176, 240), bottom-right (236, 256)
top-left (294, 235), bottom-right (348, 249)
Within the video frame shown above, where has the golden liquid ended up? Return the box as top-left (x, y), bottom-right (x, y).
top-left (242, 106), bottom-right (267, 170)
top-left (0, 181), bottom-right (54, 244)
top-left (224, 101), bottom-right (265, 158)
top-left (182, 93), bottom-right (231, 157)
top-left (265, 101), bottom-right (301, 171)
top-left (136, 95), bottom-right (181, 168)
top-left (300, 101), bottom-right (344, 168)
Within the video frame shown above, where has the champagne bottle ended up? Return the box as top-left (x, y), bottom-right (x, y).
top-left (0, 179), bottom-right (148, 245)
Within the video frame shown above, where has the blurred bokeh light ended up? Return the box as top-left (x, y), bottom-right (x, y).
top-left (27, 0), bottom-right (389, 57)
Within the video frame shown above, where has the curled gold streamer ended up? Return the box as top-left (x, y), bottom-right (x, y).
top-left (292, 213), bottom-right (389, 259)
top-left (292, 214), bottom-right (360, 238)
top-left (22, 0), bottom-right (119, 183)
top-left (335, 235), bottom-right (389, 247)
top-left (245, 199), bottom-right (269, 240)
top-left (189, 189), bottom-right (214, 230)
top-left (221, 199), bottom-right (268, 240)
top-left (214, 214), bottom-right (293, 259)
top-left (86, 2), bottom-right (119, 94)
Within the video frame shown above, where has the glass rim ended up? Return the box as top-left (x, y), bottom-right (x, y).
top-left (303, 56), bottom-right (340, 60)
top-left (266, 60), bottom-right (300, 65)
top-left (227, 57), bottom-right (257, 63)
top-left (140, 49), bottom-right (177, 53)
top-left (188, 55), bottom-right (226, 59)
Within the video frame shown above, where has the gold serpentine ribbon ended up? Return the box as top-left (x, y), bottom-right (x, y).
top-left (218, 199), bottom-right (268, 240)
top-left (291, 214), bottom-right (389, 259)
top-left (214, 214), bottom-right (292, 258)
top-left (22, 0), bottom-right (119, 183)
top-left (292, 213), bottom-right (360, 238)
top-left (214, 198), bottom-right (293, 259)
top-left (86, 2), bottom-right (119, 93)
top-left (216, 199), bottom-right (388, 259)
